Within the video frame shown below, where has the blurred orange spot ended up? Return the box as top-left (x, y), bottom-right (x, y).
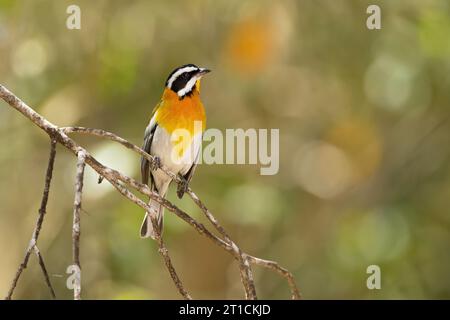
top-left (226, 18), bottom-right (275, 73)
top-left (326, 118), bottom-right (383, 182)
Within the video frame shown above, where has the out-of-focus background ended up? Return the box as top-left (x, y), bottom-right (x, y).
top-left (1, 0), bottom-right (449, 299)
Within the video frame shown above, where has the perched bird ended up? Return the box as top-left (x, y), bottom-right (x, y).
top-left (140, 64), bottom-right (210, 239)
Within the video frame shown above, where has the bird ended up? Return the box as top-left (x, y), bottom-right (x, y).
top-left (140, 64), bottom-right (210, 239)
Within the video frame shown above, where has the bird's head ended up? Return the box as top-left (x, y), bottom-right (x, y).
top-left (165, 64), bottom-right (211, 99)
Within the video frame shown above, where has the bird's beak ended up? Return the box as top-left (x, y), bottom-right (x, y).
top-left (197, 68), bottom-right (211, 77)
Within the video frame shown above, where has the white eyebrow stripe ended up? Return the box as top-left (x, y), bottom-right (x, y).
top-left (177, 75), bottom-right (198, 97)
top-left (167, 66), bottom-right (198, 89)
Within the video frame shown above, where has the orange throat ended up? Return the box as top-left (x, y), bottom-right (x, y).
top-left (156, 88), bottom-right (206, 135)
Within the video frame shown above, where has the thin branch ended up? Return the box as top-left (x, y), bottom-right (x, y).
top-left (61, 127), bottom-right (179, 182)
top-left (61, 129), bottom-right (295, 299)
top-left (88, 150), bottom-right (262, 299)
top-left (72, 151), bottom-right (86, 300)
top-left (236, 249), bottom-right (257, 299)
top-left (157, 238), bottom-right (192, 300)
top-left (187, 190), bottom-right (257, 299)
top-left (82, 156), bottom-right (233, 254)
top-left (62, 127), bottom-right (258, 299)
top-left (5, 139), bottom-right (57, 300)
top-left (33, 246), bottom-right (56, 299)
top-left (108, 179), bottom-right (192, 299)
top-left (0, 84), bottom-right (301, 299)
top-left (247, 255), bottom-right (301, 299)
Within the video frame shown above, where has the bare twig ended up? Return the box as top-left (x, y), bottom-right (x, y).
top-left (72, 151), bottom-right (86, 300)
top-left (4, 139), bottom-right (57, 300)
top-left (0, 84), bottom-right (301, 299)
top-left (62, 127), bottom-right (258, 299)
top-left (61, 127), bottom-right (180, 182)
top-left (187, 190), bottom-right (257, 299)
top-left (108, 179), bottom-right (192, 299)
top-left (33, 246), bottom-right (56, 299)
top-left (157, 238), bottom-right (192, 300)
top-left (65, 132), bottom-right (258, 298)
top-left (247, 256), bottom-right (301, 299)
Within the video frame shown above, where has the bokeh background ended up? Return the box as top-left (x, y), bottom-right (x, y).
top-left (1, 0), bottom-right (450, 299)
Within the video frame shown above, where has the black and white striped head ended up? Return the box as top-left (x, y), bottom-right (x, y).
top-left (165, 64), bottom-right (211, 98)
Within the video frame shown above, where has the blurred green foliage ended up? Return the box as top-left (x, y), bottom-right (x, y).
top-left (0, 0), bottom-right (450, 299)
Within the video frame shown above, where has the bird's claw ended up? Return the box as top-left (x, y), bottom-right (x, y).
top-left (177, 176), bottom-right (188, 199)
top-left (150, 156), bottom-right (161, 171)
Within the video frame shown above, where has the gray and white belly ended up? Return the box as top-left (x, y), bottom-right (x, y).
top-left (150, 125), bottom-right (202, 194)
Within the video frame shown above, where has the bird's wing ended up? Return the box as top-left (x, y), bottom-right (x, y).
top-left (141, 102), bottom-right (160, 186)
top-left (183, 162), bottom-right (197, 185)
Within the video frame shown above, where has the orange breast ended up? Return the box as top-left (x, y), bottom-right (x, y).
top-left (155, 88), bottom-right (206, 135)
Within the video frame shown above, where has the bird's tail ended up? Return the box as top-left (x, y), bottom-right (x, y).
top-left (140, 200), bottom-right (164, 239)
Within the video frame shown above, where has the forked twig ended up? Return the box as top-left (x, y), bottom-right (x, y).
top-left (109, 179), bottom-right (192, 299)
top-left (0, 84), bottom-right (301, 299)
top-left (5, 140), bottom-right (57, 300)
top-left (247, 256), bottom-right (301, 299)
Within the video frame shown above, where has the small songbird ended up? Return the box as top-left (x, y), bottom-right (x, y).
top-left (140, 64), bottom-right (210, 239)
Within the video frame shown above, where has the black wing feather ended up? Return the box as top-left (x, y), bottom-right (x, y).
top-left (141, 123), bottom-right (157, 186)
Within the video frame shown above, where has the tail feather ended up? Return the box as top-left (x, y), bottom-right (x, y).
top-left (140, 200), bottom-right (164, 239)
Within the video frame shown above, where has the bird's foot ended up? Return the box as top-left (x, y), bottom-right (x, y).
top-left (150, 156), bottom-right (161, 171)
top-left (177, 176), bottom-right (188, 199)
